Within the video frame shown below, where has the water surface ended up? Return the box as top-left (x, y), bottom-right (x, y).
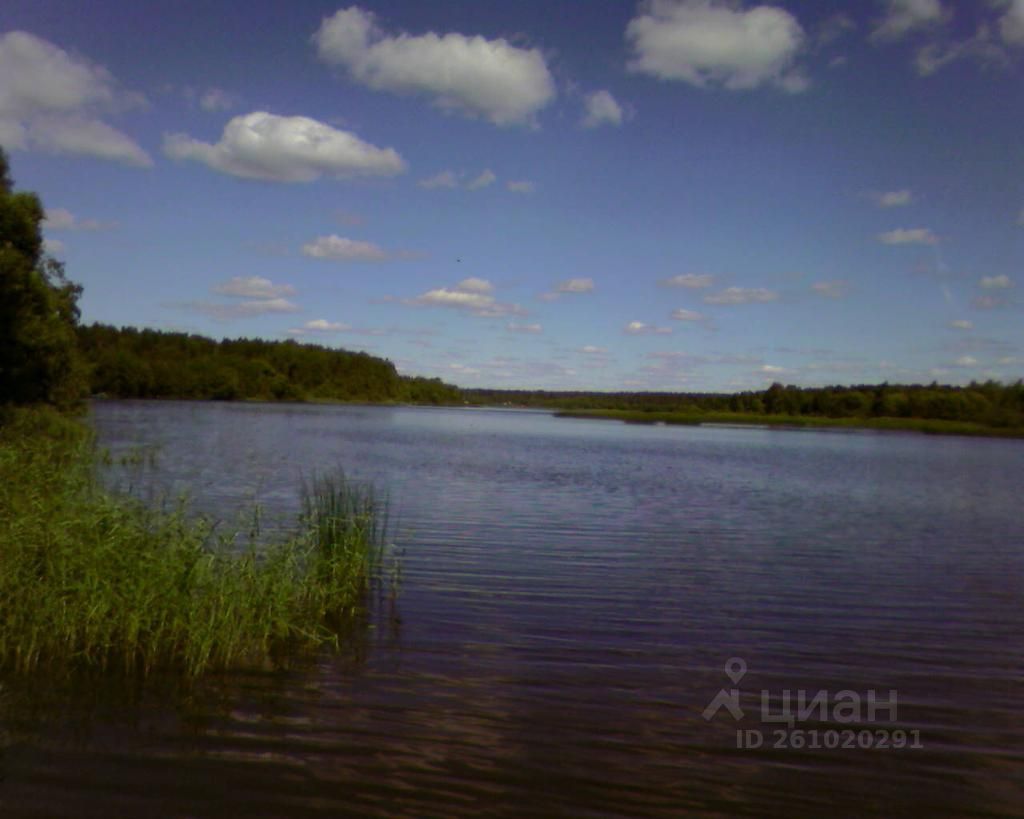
top-left (2, 401), bottom-right (1022, 817)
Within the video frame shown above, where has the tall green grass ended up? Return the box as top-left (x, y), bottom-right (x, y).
top-left (0, 408), bottom-right (388, 678)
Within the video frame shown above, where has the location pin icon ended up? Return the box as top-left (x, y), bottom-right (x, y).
top-left (725, 657), bottom-right (747, 685)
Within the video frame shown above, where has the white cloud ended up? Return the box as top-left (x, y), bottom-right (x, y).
top-left (43, 207), bottom-right (116, 231)
top-left (877, 227), bottom-right (939, 245)
top-left (419, 170), bottom-right (459, 189)
top-left (507, 180), bottom-right (535, 193)
top-left (185, 297), bottom-right (300, 321)
top-left (290, 318), bottom-right (352, 334)
top-left (43, 237), bottom-right (65, 255)
top-left (761, 364), bottom-right (786, 374)
top-left (625, 320), bottom-right (673, 335)
top-left (582, 90), bottom-right (625, 128)
top-left (214, 276), bottom-right (295, 299)
top-left (407, 278), bottom-right (523, 317)
top-left (466, 169), bottom-right (497, 190)
top-left (662, 273), bottom-right (714, 288)
top-left (456, 277), bottom-right (494, 294)
top-left (954, 355), bottom-right (978, 367)
top-left (313, 6), bottom-right (556, 126)
top-left (580, 345), bottom-right (607, 354)
top-left (871, 0), bottom-right (947, 43)
top-left (875, 189), bottom-right (912, 207)
top-left (1001, 0), bottom-right (1024, 44)
top-left (0, 31), bottom-right (151, 166)
top-left (626, 0), bottom-right (808, 92)
top-left (164, 111), bottom-right (405, 182)
top-left (559, 277), bottom-right (595, 294)
top-left (949, 319), bottom-right (973, 330)
top-left (301, 234), bottom-right (390, 261)
top-left (811, 280), bottom-right (849, 298)
top-left (980, 274), bottom-right (1013, 289)
top-left (200, 87), bottom-right (238, 112)
top-left (670, 308), bottom-right (705, 321)
top-left (703, 286), bottom-right (779, 304)
top-left (507, 322), bottom-right (542, 334)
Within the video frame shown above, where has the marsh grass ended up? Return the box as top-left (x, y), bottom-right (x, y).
top-left (0, 408), bottom-right (389, 679)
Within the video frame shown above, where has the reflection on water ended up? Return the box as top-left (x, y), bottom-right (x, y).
top-left (2, 401), bottom-right (1023, 817)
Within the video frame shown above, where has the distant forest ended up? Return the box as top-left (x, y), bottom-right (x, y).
top-left (77, 324), bottom-right (461, 405)
top-left (77, 324), bottom-right (1024, 429)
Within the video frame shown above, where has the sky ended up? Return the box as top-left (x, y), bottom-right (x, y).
top-left (2, 0), bottom-right (1022, 392)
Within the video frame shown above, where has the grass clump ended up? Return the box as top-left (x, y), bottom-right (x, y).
top-left (0, 408), bottom-right (387, 678)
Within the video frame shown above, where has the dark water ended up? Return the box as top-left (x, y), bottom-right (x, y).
top-left (2, 401), bottom-right (1023, 818)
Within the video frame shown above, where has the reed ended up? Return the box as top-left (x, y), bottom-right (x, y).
top-left (0, 408), bottom-right (388, 678)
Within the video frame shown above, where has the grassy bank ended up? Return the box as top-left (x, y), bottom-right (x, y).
top-left (554, 409), bottom-right (1024, 438)
top-left (0, 408), bottom-right (387, 678)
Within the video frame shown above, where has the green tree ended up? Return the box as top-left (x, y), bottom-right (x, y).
top-left (0, 148), bottom-right (85, 409)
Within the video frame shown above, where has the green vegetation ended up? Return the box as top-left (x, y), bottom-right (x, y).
top-left (0, 408), bottom-right (388, 678)
top-left (466, 380), bottom-right (1024, 437)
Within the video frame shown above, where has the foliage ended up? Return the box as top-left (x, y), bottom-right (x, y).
top-left (0, 148), bottom-right (86, 409)
top-left (0, 409), bottom-right (388, 678)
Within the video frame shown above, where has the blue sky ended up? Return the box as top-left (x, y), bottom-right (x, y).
top-left (2, 0), bottom-right (1022, 391)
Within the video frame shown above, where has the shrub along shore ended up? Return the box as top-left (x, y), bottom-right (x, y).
top-left (0, 408), bottom-right (388, 678)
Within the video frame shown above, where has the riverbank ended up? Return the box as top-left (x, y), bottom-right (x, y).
top-left (0, 408), bottom-right (387, 678)
top-left (554, 409), bottom-right (1024, 438)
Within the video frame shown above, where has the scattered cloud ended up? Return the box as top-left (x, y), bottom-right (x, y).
top-left (0, 31), bottom-right (151, 166)
top-left (313, 6), bottom-right (556, 126)
top-left (582, 90), bottom-right (625, 128)
top-left (980, 274), bottom-right (1013, 289)
top-left (507, 180), bottom-right (535, 193)
top-left (811, 280), bottom-right (849, 298)
top-left (949, 319), bottom-right (973, 330)
top-left (301, 234), bottom-right (391, 261)
top-left (183, 297), bottom-right (300, 321)
top-left (199, 87), bottom-right (238, 112)
top-left (43, 237), bottom-right (65, 255)
top-left (624, 320), bottom-right (672, 335)
top-left (913, 27), bottom-right (1009, 76)
top-left (507, 322), bottom-right (542, 334)
top-left (466, 169), bottom-right (497, 190)
top-left (761, 364), bottom-right (786, 374)
top-left (419, 170), bottom-right (459, 189)
top-left (1002, 0), bottom-right (1024, 45)
top-left (43, 207), bottom-right (117, 231)
top-left (406, 279), bottom-right (524, 317)
top-left (213, 276), bottom-right (295, 299)
top-left (874, 189), bottom-right (912, 207)
top-left (877, 227), bottom-right (939, 245)
top-left (288, 318), bottom-right (351, 335)
top-left (580, 345), bottom-right (607, 354)
top-left (164, 111), bottom-right (405, 182)
top-left (661, 273), bottom-right (714, 288)
top-left (972, 294), bottom-right (1010, 310)
top-left (870, 0), bottom-right (948, 43)
top-left (540, 277), bottom-right (594, 301)
top-left (625, 0), bottom-right (809, 92)
top-left (670, 308), bottom-right (705, 321)
top-left (703, 286), bottom-right (779, 304)
top-left (954, 355), bottom-right (978, 367)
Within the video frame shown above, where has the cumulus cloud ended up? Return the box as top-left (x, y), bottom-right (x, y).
top-left (871, 0), bottom-right (948, 43)
top-left (580, 345), bottom-right (607, 354)
top-left (954, 355), bottom-right (978, 367)
top-left (1001, 0), bottom-right (1024, 44)
top-left (313, 6), bottom-right (556, 126)
top-left (877, 227), bottom-right (939, 245)
top-left (466, 169), bottom-right (497, 190)
top-left (980, 274), bottom-right (1013, 289)
top-left (0, 31), bottom-right (151, 166)
top-left (407, 278), bottom-right (524, 317)
top-left (507, 180), bottom-right (536, 193)
top-left (874, 189), bottom-right (912, 207)
top-left (213, 276), bottom-right (295, 299)
top-left (670, 308), bottom-right (705, 321)
top-left (185, 297), bottom-right (300, 321)
top-left (419, 170), bottom-right (459, 189)
top-left (199, 87), bottom-right (238, 112)
top-left (43, 207), bottom-right (117, 231)
top-left (761, 364), bottom-right (786, 374)
top-left (558, 277), bottom-right (595, 294)
top-left (626, 0), bottom-right (808, 92)
top-left (949, 319), bottom-right (973, 330)
top-left (661, 273), bottom-right (714, 288)
top-left (507, 322), bottom-right (542, 334)
top-left (625, 320), bottom-right (672, 335)
top-left (301, 234), bottom-right (390, 261)
top-left (164, 111), bottom-right (405, 182)
top-left (811, 280), bottom-right (849, 298)
top-left (582, 90), bottom-right (625, 128)
top-left (289, 318), bottom-right (352, 335)
top-left (703, 286), bottom-right (779, 304)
